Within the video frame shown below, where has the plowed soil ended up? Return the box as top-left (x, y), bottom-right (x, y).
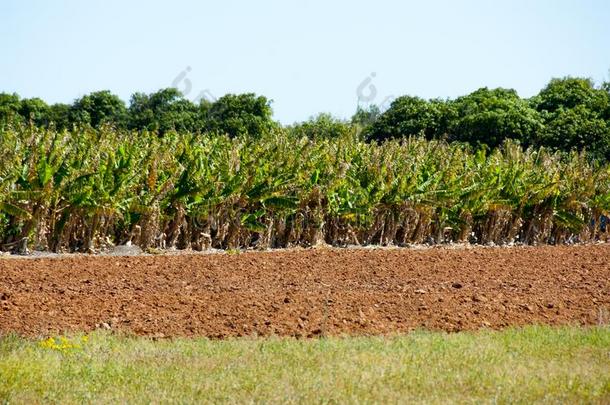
top-left (1, 245), bottom-right (609, 338)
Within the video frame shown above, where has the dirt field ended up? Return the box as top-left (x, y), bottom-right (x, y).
top-left (0, 244), bottom-right (609, 338)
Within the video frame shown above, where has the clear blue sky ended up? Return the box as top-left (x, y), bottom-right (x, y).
top-left (1, 0), bottom-right (609, 124)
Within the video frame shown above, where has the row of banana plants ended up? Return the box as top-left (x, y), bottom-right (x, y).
top-left (1, 125), bottom-right (609, 252)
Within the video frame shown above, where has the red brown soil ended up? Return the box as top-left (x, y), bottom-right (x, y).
top-left (1, 245), bottom-right (609, 338)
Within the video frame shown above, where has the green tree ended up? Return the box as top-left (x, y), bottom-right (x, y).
top-left (352, 105), bottom-right (381, 127)
top-left (128, 88), bottom-right (199, 134)
top-left (290, 113), bottom-right (353, 140)
top-left (534, 77), bottom-right (610, 118)
top-left (448, 88), bottom-right (543, 148)
top-left (536, 106), bottom-right (610, 160)
top-left (205, 93), bottom-right (275, 138)
top-left (19, 98), bottom-right (50, 127)
top-left (0, 93), bottom-right (22, 126)
top-left (532, 77), bottom-right (610, 159)
top-left (71, 90), bottom-right (127, 128)
top-left (48, 103), bottom-right (72, 130)
top-left (366, 96), bottom-right (454, 142)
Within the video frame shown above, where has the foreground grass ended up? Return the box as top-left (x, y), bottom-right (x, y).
top-left (0, 326), bottom-right (609, 404)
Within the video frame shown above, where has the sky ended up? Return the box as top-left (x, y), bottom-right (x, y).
top-left (1, 0), bottom-right (609, 124)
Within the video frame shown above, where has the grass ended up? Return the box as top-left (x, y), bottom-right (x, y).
top-left (0, 326), bottom-right (609, 404)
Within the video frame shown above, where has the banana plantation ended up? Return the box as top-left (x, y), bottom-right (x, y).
top-left (1, 125), bottom-right (609, 253)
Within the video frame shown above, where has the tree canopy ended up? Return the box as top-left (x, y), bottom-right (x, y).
top-left (204, 93), bottom-right (275, 138)
top-left (2, 75), bottom-right (610, 160)
top-left (362, 76), bottom-right (610, 160)
top-left (290, 113), bottom-right (353, 140)
top-left (71, 90), bottom-right (127, 128)
top-left (128, 88), bottom-right (200, 134)
top-left (448, 88), bottom-right (543, 148)
top-left (366, 96), bottom-right (453, 142)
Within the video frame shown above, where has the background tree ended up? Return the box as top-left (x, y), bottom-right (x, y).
top-left (47, 103), bottom-right (72, 130)
top-left (351, 105), bottom-right (381, 127)
top-left (448, 88), bottom-right (543, 148)
top-left (204, 93), bottom-right (275, 138)
top-left (19, 98), bottom-right (50, 127)
top-left (70, 90), bottom-right (127, 128)
top-left (605, 80), bottom-right (610, 119)
top-left (128, 88), bottom-right (199, 134)
top-left (2, 74), bottom-right (610, 159)
top-left (536, 106), bottom-right (610, 160)
top-left (531, 77), bottom-right (610, 159)
top-left (366, 96), bottom-right (454, 142)
top-left (289, 113), bottom-right (353, 140)
top-left (0, 93), bottom-right (22, 126)
top-left (533, 77), bottom-right (610, 117)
